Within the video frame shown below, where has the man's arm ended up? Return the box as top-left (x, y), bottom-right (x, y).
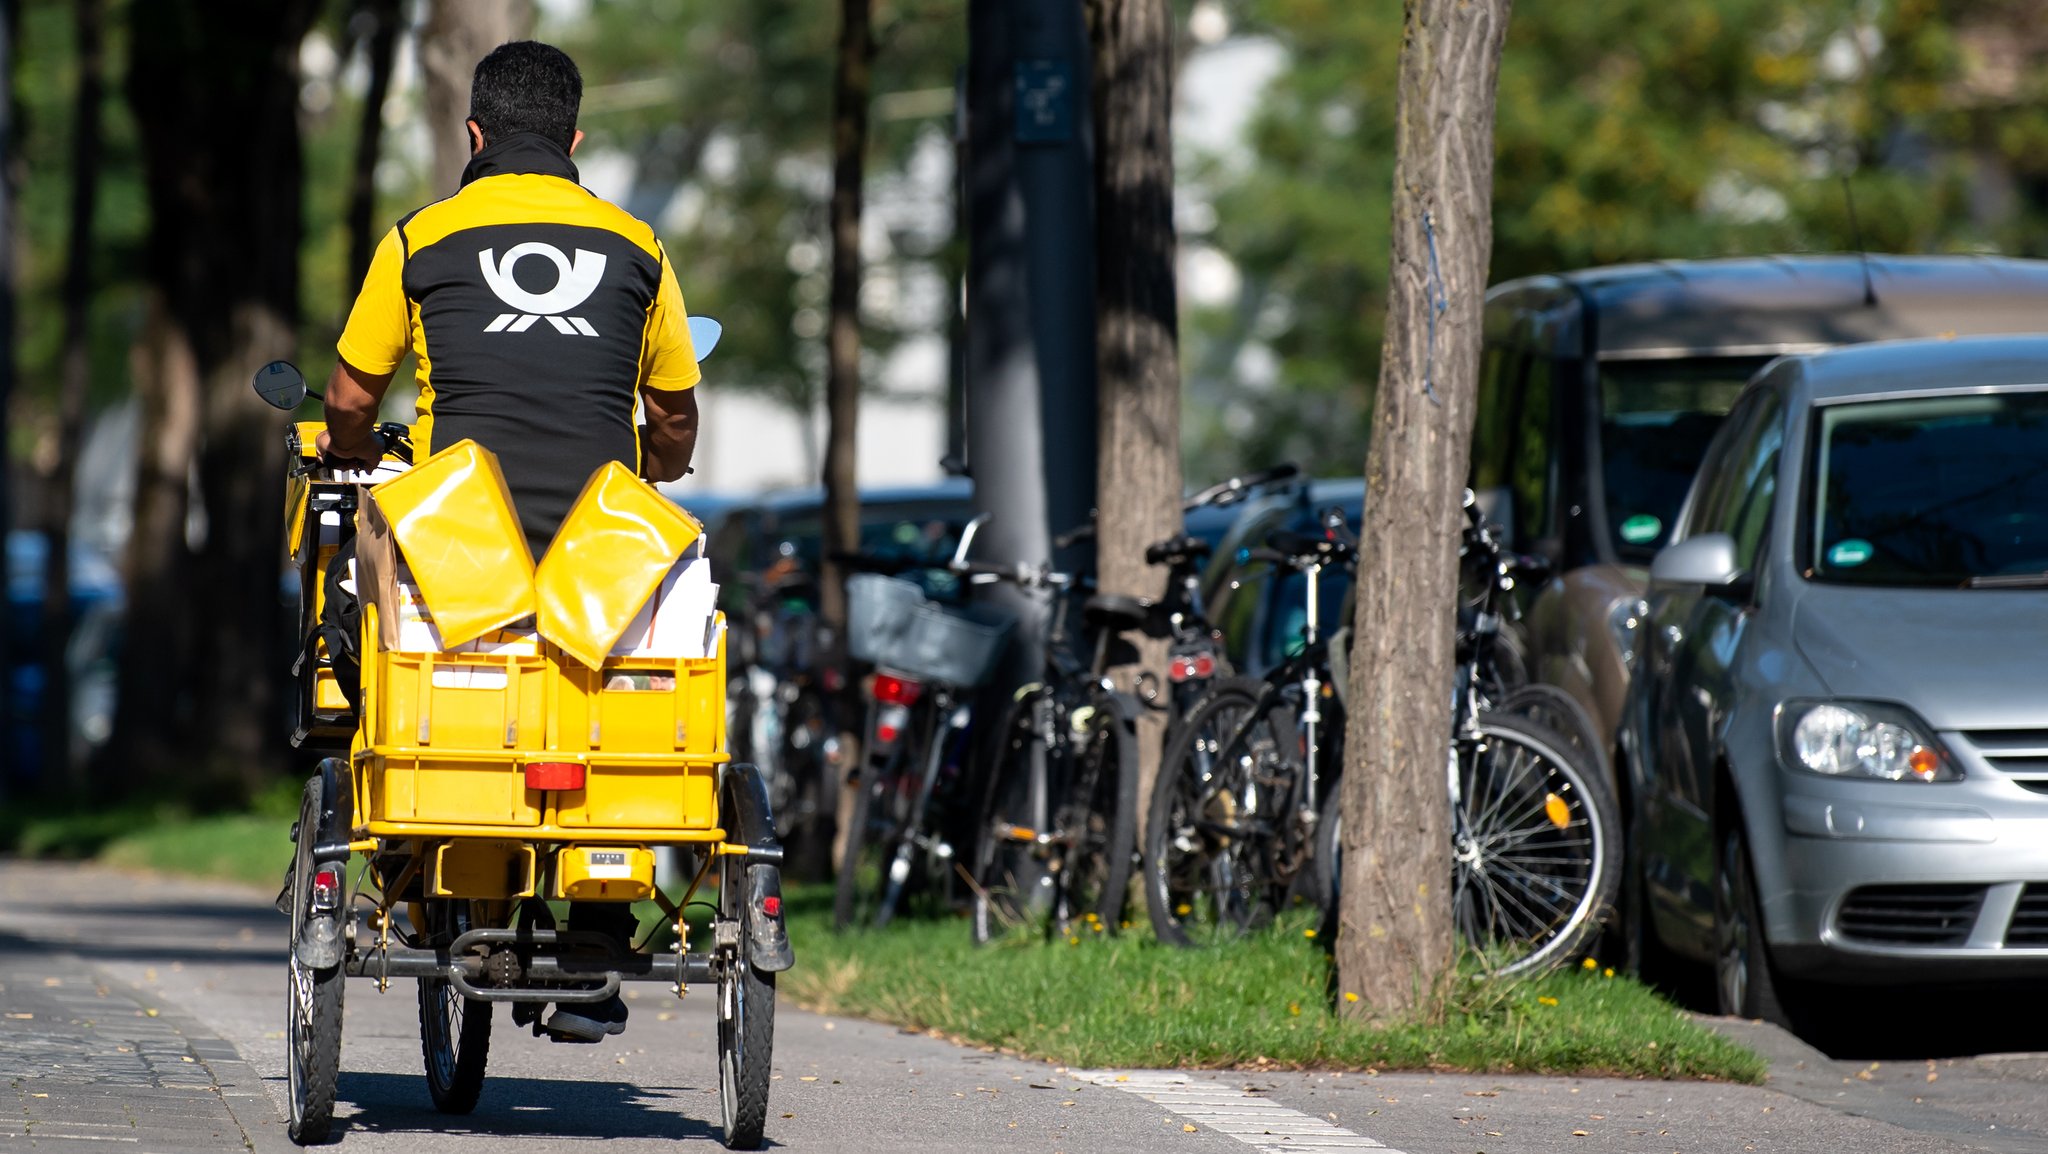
top-left (640, 384), bottom-right (699, 483)
top-left (315, 360), bottom-right (395, 467)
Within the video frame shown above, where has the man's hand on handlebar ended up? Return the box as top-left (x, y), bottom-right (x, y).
top-left (315, 428), bottom-right (384, 472)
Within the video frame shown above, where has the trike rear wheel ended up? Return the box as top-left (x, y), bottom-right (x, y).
top-left (286, 777), bottom-right (344, 1145)
top-left (718, 865), bottom-right (776, 1149)
top-left (417, 899), bottom-right (492, 1114)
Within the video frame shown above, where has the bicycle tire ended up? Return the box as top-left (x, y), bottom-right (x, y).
top-left (718, 853), bottom-right (777, 1149)
top-left (970, 689), bottom-right (1049, 943)
top-left (286, 777), bottom-right (343, 1145)
top-left (832, 766), bottom-right (884, 931)
top-left (1050, 690), bottom-right (1138, 939)
top-left (417, 900), bottom-right (491, 1114)
top-left (1496, 683), bottom-right (1610, 784)
top-left (1142, 677), bottom-right (1291, 948)
top-left (1451, 711), bottom-right (1621, 976)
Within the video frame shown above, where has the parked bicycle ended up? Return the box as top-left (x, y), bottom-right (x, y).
top-left (1142, 514), bottom-right (1355, 946)
top-left (833, 546), bottom-right (1013, 930)
top-left (727, 557), bottom-right (842, 879)
top-left (1444, 492), bottom-right (1622, 974)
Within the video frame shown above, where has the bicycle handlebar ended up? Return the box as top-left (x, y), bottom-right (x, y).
top-left (1183, 462), bottom-right (1301, 511)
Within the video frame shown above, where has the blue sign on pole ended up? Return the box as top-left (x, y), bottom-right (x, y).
top-left (1014, 58), bottom-right (1073, 144)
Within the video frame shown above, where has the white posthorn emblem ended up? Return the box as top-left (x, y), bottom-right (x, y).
top-left (479, 242), bottom-right (607, 335)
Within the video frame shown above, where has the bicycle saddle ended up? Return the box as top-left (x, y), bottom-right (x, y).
top-left (1083, 592), bottom-right (1155, 635)
top-left (1266, 529), bottom-right (1353, 563)
top-left (1144, 534), bottom-right (1212, 567)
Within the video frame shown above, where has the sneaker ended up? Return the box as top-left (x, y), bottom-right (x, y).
top-left (544, 994), bottom-right (628, 1043)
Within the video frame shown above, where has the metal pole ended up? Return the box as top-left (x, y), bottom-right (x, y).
top-left (964, 0), bottom-right (1097, 670)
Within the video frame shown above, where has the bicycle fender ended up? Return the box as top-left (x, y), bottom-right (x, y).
top-left (312, 757), bottom-right (355, 862)
top-left (744, 862), bottom-right (795, 973)
top-left (1096, 689), bottom-right (1145, 729)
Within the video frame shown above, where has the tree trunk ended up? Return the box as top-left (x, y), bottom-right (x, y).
top-left (420, 0), bottom-right (534, 196)
top-left (1091, 0), bottom-right (1183, 818)
top-left (38, 0), bottom-right (104, 794)
top-left (822, 0), bottom-right (872, 867)
top-left (1337, 0), bottom-right (1510, 1019)
top-left (110, 0), bottom-right (319, 796)
top-left (345, 0), bottom-right (403, 293)
top-left (0, 0), bottom-right (18, 796)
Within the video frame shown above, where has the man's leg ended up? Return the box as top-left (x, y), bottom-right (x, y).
top-left (541, 901), bottom-right (634, 1041)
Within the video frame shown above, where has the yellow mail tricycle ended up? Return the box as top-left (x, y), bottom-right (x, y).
top-left (252, 359), bottom-right (789, 1149)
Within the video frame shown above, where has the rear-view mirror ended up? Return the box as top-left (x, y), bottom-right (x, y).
top-left (687, 316), bottom-right (722, 362)
top-left (1649, 532), bottom-right (1745, 590)
top-left (253, 360), bottom-right (307, 410)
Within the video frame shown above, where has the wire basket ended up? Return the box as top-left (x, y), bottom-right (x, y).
top-left (846, 573), bottom-right (927, 664)
top-left (883, 602), bottom-right (1014, 689)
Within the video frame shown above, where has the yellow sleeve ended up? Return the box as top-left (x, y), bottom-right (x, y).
top-left (336, 226), bottom-right (411, 375)
top-left (641, 244), bottom-right (702, 391)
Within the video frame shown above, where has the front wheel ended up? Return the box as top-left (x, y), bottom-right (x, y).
top-left (286, 777), bottom-right (344, 1145)
top-left (1451, 712), bottom-right (1620, 976)
top-left (417, 900), bottom-right (491, 1114)
top-left (971, 691), bottom-right (1051, 943)
top-left (1715, 821), bottom-right (1792, 1026)
top-left (718, 864), bottom-right (777, 1149)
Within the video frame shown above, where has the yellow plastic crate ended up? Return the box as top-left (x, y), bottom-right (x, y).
top-left (363, 751), bottom-right (544, 827)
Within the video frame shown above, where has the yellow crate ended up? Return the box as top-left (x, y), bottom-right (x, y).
top-left (369, 647), bottom-right (550, 751)
top-left (553, 754), bottom-right (721, 831)
top-left (364, 751), bottom-right (544, 827)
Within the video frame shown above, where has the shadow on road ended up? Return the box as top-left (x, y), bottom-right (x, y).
top-left (333, 1072), bottom-right (739, 1143)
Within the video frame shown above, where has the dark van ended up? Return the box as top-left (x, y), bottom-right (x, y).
top-left (1474, 255), bottom-right (2048, 758)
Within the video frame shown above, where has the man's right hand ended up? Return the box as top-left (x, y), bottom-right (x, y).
top-left (316, 428), bottom-right (383, 471)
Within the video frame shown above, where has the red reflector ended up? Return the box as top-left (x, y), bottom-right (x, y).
top-left (313, 869), bottom-right (339, 891)
top-left (525, 761), bottom-right (586, 790)
top-left (873, 673), bottom-right (923, 705)
top-left (1193, 654), bottom-right (1216, 678)
top-left (1168, 658), bottom-right (1192, 683)
top-left (876, 722), bottom-right (901, 745)
top-left (762, 895), bottom-right (782, 917)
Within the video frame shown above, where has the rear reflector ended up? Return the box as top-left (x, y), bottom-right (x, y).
top-left (310, 868), bottom-right (341, 911)
top-left (525, 761), bottom-right (586, 790)
top-left (762, 895), bottom-right (782, 917)
top-left (873, 673), bottom-right (923, 705)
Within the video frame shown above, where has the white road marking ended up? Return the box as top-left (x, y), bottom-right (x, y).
top-left (1074, 1070), bottom-right (1403, 1152)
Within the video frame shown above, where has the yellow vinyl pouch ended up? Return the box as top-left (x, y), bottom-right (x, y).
top-left (367, 439), bottom-right (536, 649)
top-left (533, 461), bottom-right (703, 669)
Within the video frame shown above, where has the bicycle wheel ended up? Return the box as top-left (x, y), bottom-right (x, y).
top-left (717, 859), bottom-right (777, 1149)
top-left (1143, 678), bottom-right (1293, 948)
top-left (1496, 683), bottom-right (1609, 783)
top-left (971, 690), bottom-right (1050, 943)
top-left (1451, 712), bottom-right (1621, 976)
top-left (286, 777), bottom-right (343, 1145)
top-left (832, 761), bottom-right (888, 930)
top-left (417, 900), bottom-right (491, 1114)
top-left (1048, 690), bottom-right (1138, 939)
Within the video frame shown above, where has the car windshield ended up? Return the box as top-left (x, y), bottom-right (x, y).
top-left (1811, 389), bottom-right (2048, 586)
top-left (1600, 358), bottom-right (1770, 560)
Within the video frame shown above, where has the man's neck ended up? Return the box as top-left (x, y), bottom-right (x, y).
top-left (461, 132), bottom-right (579, 188)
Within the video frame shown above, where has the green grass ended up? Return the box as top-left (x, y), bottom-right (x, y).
top-left (25, 802), bottom-right (1761, 1082)
top-left (781, 891), bottom-right (1763, 1081)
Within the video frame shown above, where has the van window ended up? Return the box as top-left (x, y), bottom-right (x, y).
top-left (1598, 357), bottom-right (1770, 561)
top-left (1510, 355), bottom-right (1555, 544)
top-left (1472, 343), bottom-right (1514, 493)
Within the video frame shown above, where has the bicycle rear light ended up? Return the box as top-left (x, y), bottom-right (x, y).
top-left (873, 673), bottom-right (923, 706)
top-left (311, 868), bottom-right (341, 912)
top-left (1168, 651), bottom-right (1218, 682)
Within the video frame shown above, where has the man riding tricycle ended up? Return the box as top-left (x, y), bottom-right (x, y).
top-left (259, 41), bottom-right (789, 1149)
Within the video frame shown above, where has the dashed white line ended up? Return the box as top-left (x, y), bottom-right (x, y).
top-left (1074, 1070), bottom-right (1404, 1152)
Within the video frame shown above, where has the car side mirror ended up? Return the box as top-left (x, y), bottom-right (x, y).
top-left (1649, 532), bottom-right (1748, 593)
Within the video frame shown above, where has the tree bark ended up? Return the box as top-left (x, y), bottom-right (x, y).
top-left (345, 0), bottom-right (403, 293)
top-left (1091, 0), bottom-right (1183, 817)
top-left (1337, 0), bottom-right (1510, 1019)
top-left (420, 0), bottom-right (534, 196)
top-left (38, 0), bottom-right (104, 793)
top-left (822, 0), bottom-right (872, 867)
top-left (111, 0), bottom-right (319, 795)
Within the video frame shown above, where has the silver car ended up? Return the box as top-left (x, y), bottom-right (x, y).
top-left (1621, 334), bottom-right (2048, 1026)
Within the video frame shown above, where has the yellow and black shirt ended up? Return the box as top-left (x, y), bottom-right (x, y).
top-left (337, 132), bottom-right (699, 555)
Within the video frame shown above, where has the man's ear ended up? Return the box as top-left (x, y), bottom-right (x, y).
top-left (466, 119), bottom-right (485, 155)
top-left (569, 128), bottom-right (585, 157)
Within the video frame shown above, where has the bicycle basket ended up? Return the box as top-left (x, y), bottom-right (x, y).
top-left (846, 573), bottom-right (926, 663)
top-left (886, 602), bottom-right (1014, 689)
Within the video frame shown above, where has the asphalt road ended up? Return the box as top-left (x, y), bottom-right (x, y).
top-left (2, 859), bottom-right (2044, 1154)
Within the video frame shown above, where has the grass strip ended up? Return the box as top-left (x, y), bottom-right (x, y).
top-left (56, 806), bottom-right (1760, 1082)
top-left (780, 890), bottom-right (1763, 1082)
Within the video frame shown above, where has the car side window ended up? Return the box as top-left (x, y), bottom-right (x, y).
top-left (1510, 355), bottom-right (1555, 545)
top-left (1723, 395), bottom-right (1784, 572)
top-left (1682, 392), bottom-right (1765, 541)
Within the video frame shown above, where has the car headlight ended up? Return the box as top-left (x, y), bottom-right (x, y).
top-left (1775, 700), bottom-right (1958, 782)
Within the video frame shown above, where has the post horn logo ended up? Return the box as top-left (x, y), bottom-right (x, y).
top-left (479, 242), bottom-right (608, 335)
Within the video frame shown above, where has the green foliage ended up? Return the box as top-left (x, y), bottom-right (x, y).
top-left (1187, 0), bottom-right (2048, 479)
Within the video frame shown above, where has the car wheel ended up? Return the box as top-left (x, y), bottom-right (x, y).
top-left (1714, 822), bottom-right (1791, 1026)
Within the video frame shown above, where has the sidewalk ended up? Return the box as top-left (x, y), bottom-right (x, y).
top-left (0, 928), bottom-right (279, 1153)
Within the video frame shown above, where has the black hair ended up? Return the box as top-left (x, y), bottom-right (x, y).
top-left (468, 41), bottom-right (582, 151)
